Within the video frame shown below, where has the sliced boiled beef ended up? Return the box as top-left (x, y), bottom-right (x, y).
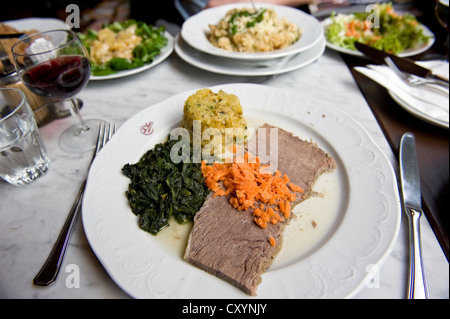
top-left (184, 124), bottom-right (336, 295)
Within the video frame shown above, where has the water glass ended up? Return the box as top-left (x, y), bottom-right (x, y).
top-left (0, 88), bottom-right (50, 186)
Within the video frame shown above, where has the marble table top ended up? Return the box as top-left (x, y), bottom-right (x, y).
top-left (0, 41), bottom-right (448, 299)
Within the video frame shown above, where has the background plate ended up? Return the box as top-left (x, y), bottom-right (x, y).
top-left (181, 3), bottom-right (324, 60)
top-left (175, 34), bottom-right (325, 76)
top-left (3, 18), bottom-right (174, 81)
top-left (322, 18), bottom-right (435, 57)
top-left (90, 32), bottom-right (174, 80)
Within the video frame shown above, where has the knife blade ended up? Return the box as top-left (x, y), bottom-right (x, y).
top-left (355, 42), bottom-right (449, 84)
top-left (399, 132), bottom-right (429, 299)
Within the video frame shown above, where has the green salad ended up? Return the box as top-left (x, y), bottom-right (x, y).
top-left (325, 3), bottom-right (431, 54)
top-left (79, 20), bottom-right (168, 76)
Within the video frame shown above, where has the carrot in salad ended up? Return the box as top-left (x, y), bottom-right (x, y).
top-left (386, 5), bottom-right (398, 18)
top-left (201, 151), bottom-right (304, 230)
top-left (345, 21), bottom-right (361, 38)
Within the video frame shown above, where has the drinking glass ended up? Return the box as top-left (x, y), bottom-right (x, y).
top-left (435, 0), bottom-right (449, 30)
top-left (0, 87), bottom-right (50, 186)
top-left (11, 29), bottom-right (102, 153)
top-left (435, 0), bottom-right (449, 58)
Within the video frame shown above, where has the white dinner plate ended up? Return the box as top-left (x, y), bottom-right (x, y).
top-left (181, 3), bottom-right (324, 61)
top-left (175, 34), bottom-right (325, 76)
top-left (82, 83), bottom-right (401, 299)
top-left (2, 18), bottom-right (174, 81)
top-left (321, 18), bottom-right (435, 58)
top-left (90, 32), bottom-right (174, 80)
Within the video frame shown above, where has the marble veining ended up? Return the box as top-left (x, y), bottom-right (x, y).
top-left (0, 46), bottom-right (448, 299)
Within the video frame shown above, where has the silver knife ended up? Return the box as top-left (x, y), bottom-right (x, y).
top-left (399, 132), bottom-right (429, 299)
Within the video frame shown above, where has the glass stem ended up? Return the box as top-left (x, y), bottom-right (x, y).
top-left (67, 98), bottom-right (89, 135)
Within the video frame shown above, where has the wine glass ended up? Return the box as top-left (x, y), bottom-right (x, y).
top-left (11, 29), bottom-right (103, 153)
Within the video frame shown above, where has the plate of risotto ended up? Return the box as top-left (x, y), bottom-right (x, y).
top-left (181, 3), bottom-right (323, 60)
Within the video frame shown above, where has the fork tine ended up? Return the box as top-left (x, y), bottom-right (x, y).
top-left (97, 122), bottom-right (116, 155)
top-left (111, 122), bottom-right (117, 136)
top-left (106, 122), bottom-right (115, 142)
top-left (94, 122), bottom-right (106, 158)
top-left (94, 122), bottom-right (116, 153)
top-left (384, 57), bottom-right (407, 80)
top-left (101, 122), bottom-right (109, 150)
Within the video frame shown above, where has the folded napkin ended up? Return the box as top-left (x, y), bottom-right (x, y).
top-left (354, 60), bottom-right (449, 126)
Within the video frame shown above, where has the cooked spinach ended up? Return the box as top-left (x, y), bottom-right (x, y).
top-left (122, 137), bottom-right (210, 235)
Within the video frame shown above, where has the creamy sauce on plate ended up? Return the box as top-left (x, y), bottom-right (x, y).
top-left (151, 116), bottom-right (345, 271)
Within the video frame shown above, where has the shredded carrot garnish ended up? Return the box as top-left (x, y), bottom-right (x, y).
top-left (254, 217), bottom-right (267, 229)
top-left (269, 236), bottom-right (276, 247)
top-left (201, 152), bottom-right (304, 231)
top-left (289, 183), bottom-right (304, 193)
top-left (282, 201), bottom-right (291, 219)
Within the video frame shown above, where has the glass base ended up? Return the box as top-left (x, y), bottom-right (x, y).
top-left (59, 119), bottom-right (105, 153)
top-left (1, 157), bottom-right (50, 186)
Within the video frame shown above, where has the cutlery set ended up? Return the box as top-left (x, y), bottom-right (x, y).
top-left (355, 42), bottom-right (449, 86)
top-left (384, 57), bottom-right (448, 96)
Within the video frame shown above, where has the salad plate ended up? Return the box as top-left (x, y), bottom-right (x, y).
top-left (322, 18), bottom-right (435, 58)
top-left (82, 83), bottom-right (401, 299)
top-left (89, 31), bottom-right (174, 81)
top-left (181, 3), bottom-right (324, 61)
top-left (321, 3), bottom-right (435, 58)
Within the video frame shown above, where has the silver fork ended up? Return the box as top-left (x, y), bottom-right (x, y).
top-left (384, 57), bottom-right (449, 95)
top-left (33, 122), bottom-right (116, 286)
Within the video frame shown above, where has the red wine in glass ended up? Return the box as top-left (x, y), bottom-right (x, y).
top-left (21, 55), bottom-right (90, 100)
